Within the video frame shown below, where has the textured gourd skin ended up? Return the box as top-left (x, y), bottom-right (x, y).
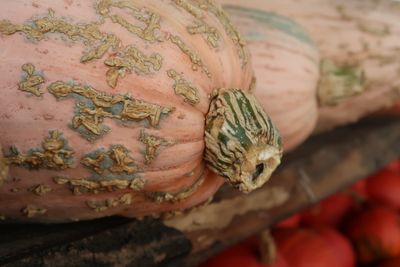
top-left (221, 0), bottom-right (400, 132)
top-left (0, 0), bottom-right (261, 222)
top-left (224, 5), bottom-right (320, 151)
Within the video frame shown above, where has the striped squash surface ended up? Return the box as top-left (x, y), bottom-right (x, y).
top-left (224, 5), bottom-right (320, 151)
top-left (0, 0), bottom-right (282, 222)
top-left (221, 0), bottom-right (400, 132)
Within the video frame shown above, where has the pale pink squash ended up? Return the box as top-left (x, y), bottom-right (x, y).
top-left (220, 0), bottom-right (400, 132)
top-left (223, 5), bottom-right (320, 151)
top-left (0, 0), bottom-right (283, 222)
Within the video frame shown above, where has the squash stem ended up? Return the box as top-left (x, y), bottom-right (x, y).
top-left (204, 88), bottom-right (283, 193)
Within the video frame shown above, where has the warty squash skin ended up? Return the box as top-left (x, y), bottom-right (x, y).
top-left (220, 0), bottom-right (400, 132)
top-left (223, 5), bottom-right (320, 151)
top-left (0, 0), bottom-right (282, 222)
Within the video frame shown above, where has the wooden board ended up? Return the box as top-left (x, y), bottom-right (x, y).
top-left (2, 118), bottom-right (400, 267)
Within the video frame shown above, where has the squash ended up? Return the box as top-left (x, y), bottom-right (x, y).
top-left (220, 0), bottom-right (400, 132)
top-left (0, 0), bottom-right (282, 222)
top-left (222, 5), bottom-right (319, 151)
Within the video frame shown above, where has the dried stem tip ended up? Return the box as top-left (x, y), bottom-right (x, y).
top-left (205, 88), bottom-right (283, 193)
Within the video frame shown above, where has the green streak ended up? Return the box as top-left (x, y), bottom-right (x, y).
top-left (223, 5), bottom-right (315, 47)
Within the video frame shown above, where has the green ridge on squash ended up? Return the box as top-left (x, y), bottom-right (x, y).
top-left (223, 5), bottom-right (315, 46)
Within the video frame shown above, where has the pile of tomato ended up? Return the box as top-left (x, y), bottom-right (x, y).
top-left (199, 159), bottom-right (400, 267)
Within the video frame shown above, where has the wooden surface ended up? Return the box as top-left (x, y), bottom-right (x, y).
top-left (1, 118), bottom-right (400, 267)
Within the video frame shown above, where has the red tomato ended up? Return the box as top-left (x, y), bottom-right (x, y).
top-left (315, 227), bottom-right (355, 267)
top-left (198, 237), bottom-right (288, 267)
top-left (378, 257), bottom-right (400, 267)
top-left (345, 205), bottom-right (400, 264)
top-left (385, 159), bottom-right (400, 174)
top-left (349, 179), bottom-right (367, 199)
top-left (275, 214), bottom-right (301, 228)
top-left (273, 228), bottom-right (346, 267)
top-left (366, 169), bottom-right (400, 209)
top-left (301, 192), bottom-right (353, 226)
